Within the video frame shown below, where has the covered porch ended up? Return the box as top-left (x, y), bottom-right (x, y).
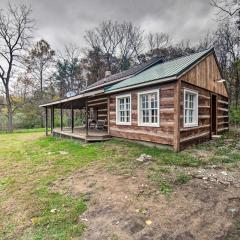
top-left (42, 93), bottom-right (111, 142)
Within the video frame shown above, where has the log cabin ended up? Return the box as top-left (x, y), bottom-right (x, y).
top-left (40, 48), bottom-right (229, 151)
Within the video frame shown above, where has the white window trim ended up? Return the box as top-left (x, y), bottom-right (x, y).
top-left (183, 88), bottom-right (199, 128)
top-left (137, 89), bottom-right (160, 127)
top-left (116, 93), bottom-right (132, 126)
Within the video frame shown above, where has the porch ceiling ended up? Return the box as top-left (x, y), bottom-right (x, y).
top-left (52, 98), bottom-right (87, 109)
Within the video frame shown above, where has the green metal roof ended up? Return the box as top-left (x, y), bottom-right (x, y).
top-left (105, 48), bottom-right (213, 93)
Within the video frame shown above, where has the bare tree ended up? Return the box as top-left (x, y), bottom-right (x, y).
top-left (214, 21), bottom-right (240, 106)
top-left (54, 44), bottom-right (86, 97)
top-left (147, 32), bottom-right (171, 53)
top-left (63, 43), bottom-right (81, 62)
top-left (211, 0), bottom-right (240, 29)
top-left (197, 31), bottom-right (214, 50)
top-left (211, 0), bottom-right (240, 17)
top-left (118, 22), bottom-right (144, 69)
top-left (84, 20), bottom-right (145, 72)
top-left (25, 39), bottom-right (55, 93)
top-left (0, 2), bottom-right (34, 132)
top-left (84, 20), bottom-right (122, 71)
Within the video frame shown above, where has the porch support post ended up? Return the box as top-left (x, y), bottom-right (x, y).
top-left (60, 103), bottom-right (63, 131)
top-left (85, 98), bottom-right (88, 137)
top-left (45, 107), bottom-right (48, 136)
top-left (50, 106), bottom-right (54, 134)
top-left (71, 101), bottom-right (74, 133)
top-left (52, 106), bottom-right (55, 130)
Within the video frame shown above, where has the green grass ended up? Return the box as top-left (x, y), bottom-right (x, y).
top-left (0, 128), bottom-right (50, 134)
top-left (0, 130), bottom-right (240, 239)
top-left (175, 173), bottom-right (191, 184)
top-left (0, 132), bottom-right (110, 239)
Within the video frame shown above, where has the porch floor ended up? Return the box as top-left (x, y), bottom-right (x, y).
top-left (52, 127), bottom-right (111, 142)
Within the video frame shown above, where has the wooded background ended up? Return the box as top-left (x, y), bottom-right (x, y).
top-left (0, 0), bottom-right (240, 131)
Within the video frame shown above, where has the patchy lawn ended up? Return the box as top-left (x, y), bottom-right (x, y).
top-left (0, 130), bottom-right (240, 239)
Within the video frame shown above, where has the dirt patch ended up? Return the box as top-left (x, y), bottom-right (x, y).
top-left (52, 163), bottom-right (240, 240)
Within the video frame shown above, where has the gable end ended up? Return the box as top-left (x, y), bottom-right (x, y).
top-left (178, 52), bottom-right (228, 97)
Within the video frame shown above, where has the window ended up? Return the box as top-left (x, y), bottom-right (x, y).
top-left (116, 94), bottom-right (131, 125)
top-left (184, 89), bottom-right (198, 127)
top-left (138, 89), bottom-right (159, 127)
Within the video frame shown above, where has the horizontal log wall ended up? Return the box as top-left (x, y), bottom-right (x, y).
top-left (217, 95), bottom-right (229, 134)
top-left (180, 82), bottom-right (211, 150)
top-left (179, 82), bottom-right (229, 150)
top-left (87, 95), bottom-right (108, 126)
top-left (109, 82), bottom-right (176, 146)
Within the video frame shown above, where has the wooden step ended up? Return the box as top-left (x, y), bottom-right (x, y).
top-left (212, 135), bottom-right (221, 139)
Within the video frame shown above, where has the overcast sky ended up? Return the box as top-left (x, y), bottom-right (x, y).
top-left (1, 0), bottom-right (218, 52)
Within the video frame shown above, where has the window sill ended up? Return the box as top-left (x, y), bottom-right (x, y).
top-left (183, 123), bottom-right (198, 128)
top-left (116, 122), bottom-right (132, 126)
top-left (138, 123), bottom-right (160, 127)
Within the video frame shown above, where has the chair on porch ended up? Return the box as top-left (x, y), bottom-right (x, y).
top-left (96, 120), bottom-right (106, 130)
top-left (88, 119), bottom-right (96, 129)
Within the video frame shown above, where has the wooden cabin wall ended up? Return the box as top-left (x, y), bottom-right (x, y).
top-left (179, 82), bottom-right (229, 150)
top-left (109, 82), bottom-right (176, 146)
top-left (217, 95), bottom-right (229, 134)
top-left (87, 95), bottom-right (108, 127)
top-left (179, 53), bottom-right (228, 97)
top-left (180, 82), bottom-right (211, 150)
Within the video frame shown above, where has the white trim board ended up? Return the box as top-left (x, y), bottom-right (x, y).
top-left (137, 89), bottom-right (160, 127)
top-left (116, 93), bottom-right (132, 126)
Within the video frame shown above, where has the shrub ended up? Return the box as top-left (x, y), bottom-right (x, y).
top-left (229, 107), bottom-right (240, 126)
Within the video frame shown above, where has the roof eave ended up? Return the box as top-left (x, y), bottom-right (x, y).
top-left (105, 76), bottom-right (177, 94)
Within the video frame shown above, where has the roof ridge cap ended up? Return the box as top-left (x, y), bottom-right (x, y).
top-left (159, 48), bottom-right (213, 65)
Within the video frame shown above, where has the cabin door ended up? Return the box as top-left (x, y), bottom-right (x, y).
top-left (211, 94), bottom-right (217, 136)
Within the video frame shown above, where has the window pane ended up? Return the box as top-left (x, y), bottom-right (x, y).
top-left (184, 91), bottom-right (198, 126)
top-left (139, 92), bottom-right (159, 125)
top-left (118, 96), bottom-right (131, 123)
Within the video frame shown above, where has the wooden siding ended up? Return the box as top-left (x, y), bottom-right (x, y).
top-left (87, 95), bottom-right (108, 123)
top-left (109, 82), bottom-right (176, 146)
top-left (180, 82), bottom-right (211, 150)
top-left (179, 53), bottom-right (228, 97)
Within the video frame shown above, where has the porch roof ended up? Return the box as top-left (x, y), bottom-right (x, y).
top-left (39, 89), bottom-right (103, 108)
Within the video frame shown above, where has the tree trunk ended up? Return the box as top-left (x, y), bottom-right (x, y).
top-left (235, 74), bottom-right (240, 109)
top-left (5, 91), bottom-right (13, 133)
top-left (40, 69), bottom-right (44, 128)
top-left (0, 105), bottom-right (2, 131)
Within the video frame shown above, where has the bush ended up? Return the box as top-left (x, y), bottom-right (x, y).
top-left (229, 107), bottom-right (240, 126)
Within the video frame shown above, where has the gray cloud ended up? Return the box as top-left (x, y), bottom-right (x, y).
top-left (1, 0), bottom-right (218, 51)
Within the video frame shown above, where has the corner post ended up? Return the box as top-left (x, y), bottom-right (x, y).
top-left (173, 80), bottom-right (181, 152)
top-left (45, 107), bottom-right (48, 136)
top-left (60, 103), bottom-right (63, 131)
top-left (107, 95), bottom-right (110, 135)
top-left (71, 101), bottom-right (74, 133)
